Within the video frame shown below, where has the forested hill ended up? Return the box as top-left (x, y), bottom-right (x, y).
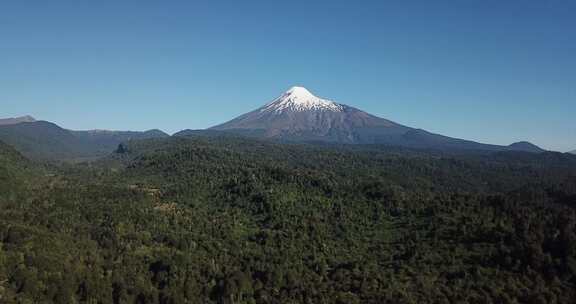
top-left (0, 140), bottom-right (22, 181)
top-left (1, 136), bottom-right (576, 303)
top-left (0, 120), bottom-right (169, 161)
top-left (0, 140), bottom-right (26, 164)
top-left (114, 136), bottom-right (576, 196)
top-left (0, 140), bottom-right (32, 197)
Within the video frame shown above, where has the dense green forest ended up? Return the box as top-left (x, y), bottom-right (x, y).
top-left (1, 136), bottom-right (576, 303)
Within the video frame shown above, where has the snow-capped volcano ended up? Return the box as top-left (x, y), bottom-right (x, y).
top-left (210, 86), bottom-right (406, 142)
top-left (206, 86), bottom-right (544, 152)
top-left (261, 86), bottom-right (344, 113)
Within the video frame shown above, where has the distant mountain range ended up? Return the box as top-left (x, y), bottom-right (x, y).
top-left (0, 118), bottom-right (168, 161)
top-left (1, 86), bottom-right (548, 160)
top-left (570, 150), bottom-right (576, 155)
top-left (207, 86), bottom-right (545, 153)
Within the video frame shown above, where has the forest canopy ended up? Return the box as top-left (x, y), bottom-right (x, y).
top-left (1, 136), bottom-right (575, 303)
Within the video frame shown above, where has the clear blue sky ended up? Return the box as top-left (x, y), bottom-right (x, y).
top-left (1, 1), bottom-right (574, 151)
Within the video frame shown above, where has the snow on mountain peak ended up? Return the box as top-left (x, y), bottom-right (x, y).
top-left (286, 86), bottom-right (315, 98)
top-left (262, 86), bottom-right (344, 113)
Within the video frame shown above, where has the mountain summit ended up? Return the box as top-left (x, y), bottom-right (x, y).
top-left (210, 86), bottom-right (544, 152)
top-left (262, 86), bottom-right (344, 112)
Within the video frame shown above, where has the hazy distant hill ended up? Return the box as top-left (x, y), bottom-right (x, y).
top-left (0, 119), bottom-right (168, 161)
top-left (211, 86), bottom-right (545, 153)
top-left (71, 129), bottom-right (169, 155)
top-left (507, 141), bottom-right (545, 153)
top-left (0, 115), bottom-right (36, 126)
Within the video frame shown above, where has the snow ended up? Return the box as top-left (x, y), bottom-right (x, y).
top-left (261, 86), bottom-right (344, 113)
